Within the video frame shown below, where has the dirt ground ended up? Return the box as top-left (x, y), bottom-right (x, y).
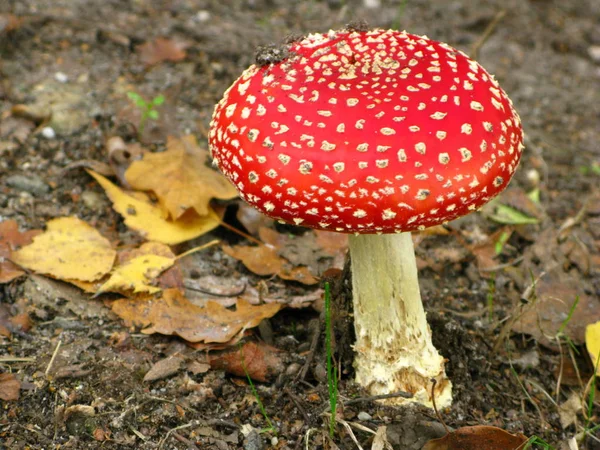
top-left (1, 0), bottom-right (600, 449)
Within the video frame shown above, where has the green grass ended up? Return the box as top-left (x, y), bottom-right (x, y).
top-left (127, 91), bottom-right (165, 136)
top-left (324, 281), bottom-right (338, 438)
top-left (239, 343), bottom-right (276, 434)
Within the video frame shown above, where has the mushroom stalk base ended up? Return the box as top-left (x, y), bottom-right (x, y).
top-left (349, 232), bottom-right (452, 408)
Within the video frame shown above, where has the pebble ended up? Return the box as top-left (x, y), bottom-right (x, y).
top-left (41, 126), bottom-right (56, 139)
top-left (588, 45), bottom-right (600, 63)
top-left (54, 72), bottom-right (69, 83)
top-left (357, 411), bottom-right (372, 421)
top-left (6, 174), bottom-right (50, 196)
top-left (285, 362), bottom-right (301, 377)
top-left (81, 190), bottom-right (108, 211)
top-left (195, 10), bottom-right (210, 22)
top-left (243, 429), bottom-right (264, 450)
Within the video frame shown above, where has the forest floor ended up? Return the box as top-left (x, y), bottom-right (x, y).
top-left (1, 0), bottom-right (600, 449)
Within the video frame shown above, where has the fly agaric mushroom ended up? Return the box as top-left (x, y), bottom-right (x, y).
top-left (209, 28), bottom-right (524, 408)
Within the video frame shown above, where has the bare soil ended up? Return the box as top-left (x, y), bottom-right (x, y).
top-left (1, 1), bottom-right (600, 449)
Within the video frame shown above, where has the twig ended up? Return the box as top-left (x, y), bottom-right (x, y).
top-left (158, 421), bottom-right (199, 449)
top-left (218, 220), bottom-right (264, 246)
top-left (45, 339), bottom-right (62, 376)
top-left (0, 357), bottom-right (35, 362)
top-left (284, 387), bottom-right (312, 425)
top-left (176, 239), bottom-right (220, 260)
top-left (470, 10), bottom-right (507, 60)
top-left (295, 319), bottom-right (321, 382)
top-left (344, 390), bottom-right (413, 405)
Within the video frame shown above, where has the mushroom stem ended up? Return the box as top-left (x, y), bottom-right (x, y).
top-left (348, 232), bottom-right (452, 408)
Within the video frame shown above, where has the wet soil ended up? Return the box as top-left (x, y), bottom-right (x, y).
top-left (1, 0), bottom-right (600, 449)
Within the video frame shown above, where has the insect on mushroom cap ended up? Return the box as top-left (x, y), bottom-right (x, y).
top-left (209, 28), bottom-right (524, 234)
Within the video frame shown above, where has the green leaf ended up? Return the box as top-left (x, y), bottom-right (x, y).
top-left (147, 110), bottom-right (159, 120)
top-left (489, 204), bottom-right (539, 225)
top-left (527, 188), bottom-right (540, 204)
top-left (152, 95), bottom-right (165, 106)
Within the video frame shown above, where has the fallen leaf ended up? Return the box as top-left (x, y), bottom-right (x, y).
top-left (144, 354), bottom-right (185, 382)
top-left (111, 288), bottom-right (281, 343)
top-left (0, 373), bottom-right (20, 401)
top-left (512, 273), bottom-right (600, 348)
top-left (586, 321), bottom-right (600, 374)
top-left (0, 219), bottom-right (41, 283)
top-left (422, 425), bottom-right (527, 450)
top-left (106, 136), bottom-right (145, 187)
top-left (222, 243), bottom-right (318, 285)
top-left (0, 14), bottom-right (21, 34)
top-left (88, 170), bottom-right (220, 245)
top-left (236, 202), bottom-right (274, 235)
top-left (11, 217), bottom-right (116, 282)
top-left (118, 241), bottom-right (183, 292)
top-left (136, 37), bottom-right (189, 67)
top-left (489, 204), bottom-right (539, 225)
top-left (125, 135), bottom-right (237, 219)
top-left (208, 340), bottom-right (284, 382)
top-left (559, 392), bottom-right (582, 429)
top-left (97, 253), bottom-right (174, 295)
top-left (470, 228), bottom-right (513, 278)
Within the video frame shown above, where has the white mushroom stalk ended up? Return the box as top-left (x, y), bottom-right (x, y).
top-left (349, 232), bottom-right (451, 407)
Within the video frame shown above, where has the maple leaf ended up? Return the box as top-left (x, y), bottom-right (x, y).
top-left (136, 37), bottom-right (189, 67)
top-left (124, 135), bottom-right (237, 219)
top-left (111, 288), bottom-right (281, 343)
top-left (0, 219), bottom-right (41, 283)
top-left (88, 169), bottom-right (220, 245)
top-left (11, 217), bottom-right (116, 282)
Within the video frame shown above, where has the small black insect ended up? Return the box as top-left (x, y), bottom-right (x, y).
top-left (346, 19), bottom-right (370, 33)
top-left (255, 43), bottom-right (290, 66)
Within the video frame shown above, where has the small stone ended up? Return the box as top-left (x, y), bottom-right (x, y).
top-left (41, 126), bottom-right (56, 139)
top-left (243, 428), bottom-right (264, 450)
top-left (285, 362), bottom-right (301, 377)
top-left (81, 190), bottom-right (108, 211)
top-left (588, 46), bottom-right (600, 63)
top-left (6, 174), bottom-right (50, 196)
top-left (357, 411), bottom-right (372, 421)
top-left (195, 10), bottom-right (210, 22)
top-left (363, 0), bottom-right (381, 8)
top-left (54, 72), bottom-right (69, 83)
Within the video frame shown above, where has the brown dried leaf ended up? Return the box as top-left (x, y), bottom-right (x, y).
top-left (112, 288), bottom-right (281, 343)
top-left (0, 373), bottom-right (20, 401)
top-left (422, 425), bottom-right (528, 450)
top-left (236, 202), bottom-right (273, 235)
top-left (106, 136), bottom-right (146, 187)
top-left (0, 14), bottom-right (22, 34)
top-left (0, 219), bottom-right (42, 283)
top-left (512, 273), bottom-right (600, 347)
top-left (470, 228), bottom-right (513, 278)
top-left (125, 135), bottom-right (237, 219)
top-left (136, 37), bottom-right (189, 67)
top-left (222, 244), bottom-right (318, 285)
top-left (208, 341), bottom-right (284, 382)
top-left (144, 354), bottom-right (185, 382)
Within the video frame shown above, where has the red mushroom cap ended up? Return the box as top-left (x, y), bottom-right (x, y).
top-left (209, 28), bottom-right (524, 233)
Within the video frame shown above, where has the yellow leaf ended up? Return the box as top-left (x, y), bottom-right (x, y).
top-left (87, 170), bottom-right (220, 245)
top-left (112, 288), bottom-right (281, 343)
top-left (98, 254), bottom-right (174, 295)
top-left (11, 217), bottom-right (116, 282)
top-left (125, 135), bottom-right (237, 219)
top-left (585, 321), bottom-right (600, 375)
